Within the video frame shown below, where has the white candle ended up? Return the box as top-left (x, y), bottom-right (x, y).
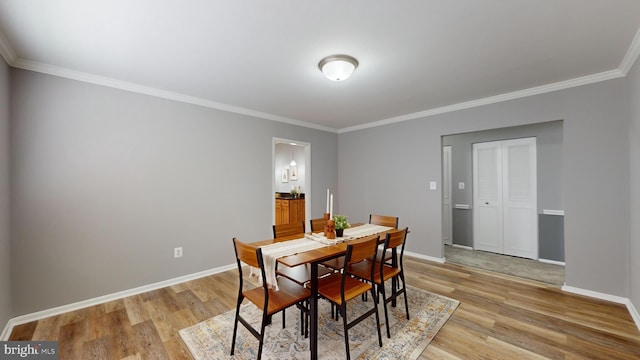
top-left (326, 189), bottom-right (330, 213)
top-left (329, 194), bottom-right (333, 219)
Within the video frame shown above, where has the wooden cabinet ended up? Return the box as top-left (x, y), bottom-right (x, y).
top-left (275, 198), bottom-right (305, 225)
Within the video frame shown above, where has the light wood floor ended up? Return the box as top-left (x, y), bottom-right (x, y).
top-left (9, 257), bottom-right (640, 359)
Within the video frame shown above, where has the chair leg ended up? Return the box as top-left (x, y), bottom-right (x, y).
top-left (300, 302), bottom-right (309, 338)
top-left (257, 313), bottom-right (268, 360)
top-left (230, 296), bottom-right (243, 355)
top-left (379, 281), bottom-right (391, 338)
top-left (340, 303), bottom-right (351, 360)
top-left (400, 273), bottom-right (410, 320)
top-left (371, 287), bottom-right (383, 347)
top-left (391, 276), bottom-right (398, 307)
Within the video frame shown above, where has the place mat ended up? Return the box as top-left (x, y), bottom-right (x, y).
top-left (179, 285), bottom-right (459, 359)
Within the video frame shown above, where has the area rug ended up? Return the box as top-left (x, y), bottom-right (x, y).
top-left (179, 285), bottom-right (459, 360)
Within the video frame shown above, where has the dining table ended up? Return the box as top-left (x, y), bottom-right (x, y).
top-left (249, 222), bottom-right (396, 360)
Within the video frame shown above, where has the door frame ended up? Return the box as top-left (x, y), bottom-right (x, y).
top-left (442, 146), bottom-right (453, 245)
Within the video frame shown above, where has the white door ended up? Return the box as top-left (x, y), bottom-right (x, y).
top-left (473, 142), bottom-right (504, 254)
top-left (473, 138), bottom-right (538, 259)
top-left (442, 146), bottom-right (452, 245)
top-left (502, 138), bottom-right (538, 259)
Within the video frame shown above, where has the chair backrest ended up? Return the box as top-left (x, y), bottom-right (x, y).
top-left (341, 235), bottom-right (379, 302)
top-left (369, 214), bottom-right (399, 228)
top-left (233, 237), bottom-right (260, 268)
top-left (345, 234), bottom-right (380, 266)
top-left (384, 227), bottom-right (408, 251)
top-left (379, 227), bottom-right (409, 279)
top-left (310, 218), bottom-right (327, 232)
top-left (232, 238), bottom-right (268, 308)
top-left (272, 221), bottom-right (305, 239)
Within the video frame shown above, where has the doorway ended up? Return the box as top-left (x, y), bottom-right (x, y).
top-left (272, 138), bottom-right (311, 225)
top-left (441, 121), bottom-right (565, 285)
top-left (473, 137), bottom-right (538, 259)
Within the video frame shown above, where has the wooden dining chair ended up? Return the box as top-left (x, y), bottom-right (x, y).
top-left (316, 234), bottom-right (383, 360)
top-left (369, 214), bottom-right (399, 228)
top-left (231, 238), bottom-right (311, 360)
top-left (272, 221), bottom-right (333, 287)
top-left (272, 221), bottom-right (306, 239)
top-left (348, 228), bottom-right (409, 338)
top-left (309, 217), bottom-right (327, 232)
top-left (370, 214), bottom-right (399, 263)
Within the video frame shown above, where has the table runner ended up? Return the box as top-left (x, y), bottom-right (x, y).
top-left (251, 238), bottom-right (326, 290)
top-left (343, 223), bottom-right (393, 238)
top-left (251, 224), bottom-right (393, 290)
top-left (304, 223), bottom-right (394, 243)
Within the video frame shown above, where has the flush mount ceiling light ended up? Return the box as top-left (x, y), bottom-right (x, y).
top-left (318, 54), bottom-right (359, 81)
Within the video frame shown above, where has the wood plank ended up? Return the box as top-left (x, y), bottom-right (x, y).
top-left (132, 320), bottom-right (170, 360)
top-left (7, 321), bottom-right (37, 341)
top-left (95, 308), bottom-right (136, 359)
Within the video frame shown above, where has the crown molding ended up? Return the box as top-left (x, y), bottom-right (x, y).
top-left (2, 27), bottom-right (639, 134)
top-left (10, 57), bottom-right (339, 134)
top-left (338, 68), bottom-right (625, 133)
top-left (0, 30), bottom-right (17, 65)
top-left (620, 27), bottom-right (640, 75)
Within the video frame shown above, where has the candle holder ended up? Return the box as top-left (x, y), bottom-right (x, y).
top-left (324, 219), bottom-right (336, 239)
top-left (323, 212), bottom-right (330, 220)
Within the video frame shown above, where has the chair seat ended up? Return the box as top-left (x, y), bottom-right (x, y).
top-left (243, 276), bottom-right (311, 316)
top-left (349, 260), bottom-right (401, 285)
top-left (276, 264), bottom-right (333, 285)
top-left (317, 273), bottom-right (372, 305)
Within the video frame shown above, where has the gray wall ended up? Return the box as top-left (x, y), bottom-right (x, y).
top-left (0, 57), bottom-right (11, 332)
top-left (339, 77), bottom-right (630, 298)
top-left (4, 60), bottom-right (639, 319)
top-left (628, 56), bottom-right (640, 312)
top-left (442, 121), bottom-right (564, 261)
top-left (9, 69), bottom-right (338, 315)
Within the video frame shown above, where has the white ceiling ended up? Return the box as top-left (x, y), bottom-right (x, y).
top-left (1, 0), bottom-right (640, 132)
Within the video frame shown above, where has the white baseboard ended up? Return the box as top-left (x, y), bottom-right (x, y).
top-left (562, 285), bottom-right (640, 332)
top-left (0, 319), bottom-right (12, 341)
top-left (451, 244), bottom-right (474, 250)
top-left (561, 285), bottom-right (628, 304)
top-left (1, 263), bottom-right (236, 341)
top-left (627, 299), bottom-right (640, 332)
top-left (405, 250), bottom-right (445, 263)
top-left (538, 258), bottom-right (565, 266)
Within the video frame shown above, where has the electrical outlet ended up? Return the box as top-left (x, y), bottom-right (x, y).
top-left (174, 247), bottom-right (183, 258)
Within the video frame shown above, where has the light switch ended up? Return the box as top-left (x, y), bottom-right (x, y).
top-left (458, 182), bottom-right (465, 190)
top-left (429, 181), bottom-right (437, 190)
